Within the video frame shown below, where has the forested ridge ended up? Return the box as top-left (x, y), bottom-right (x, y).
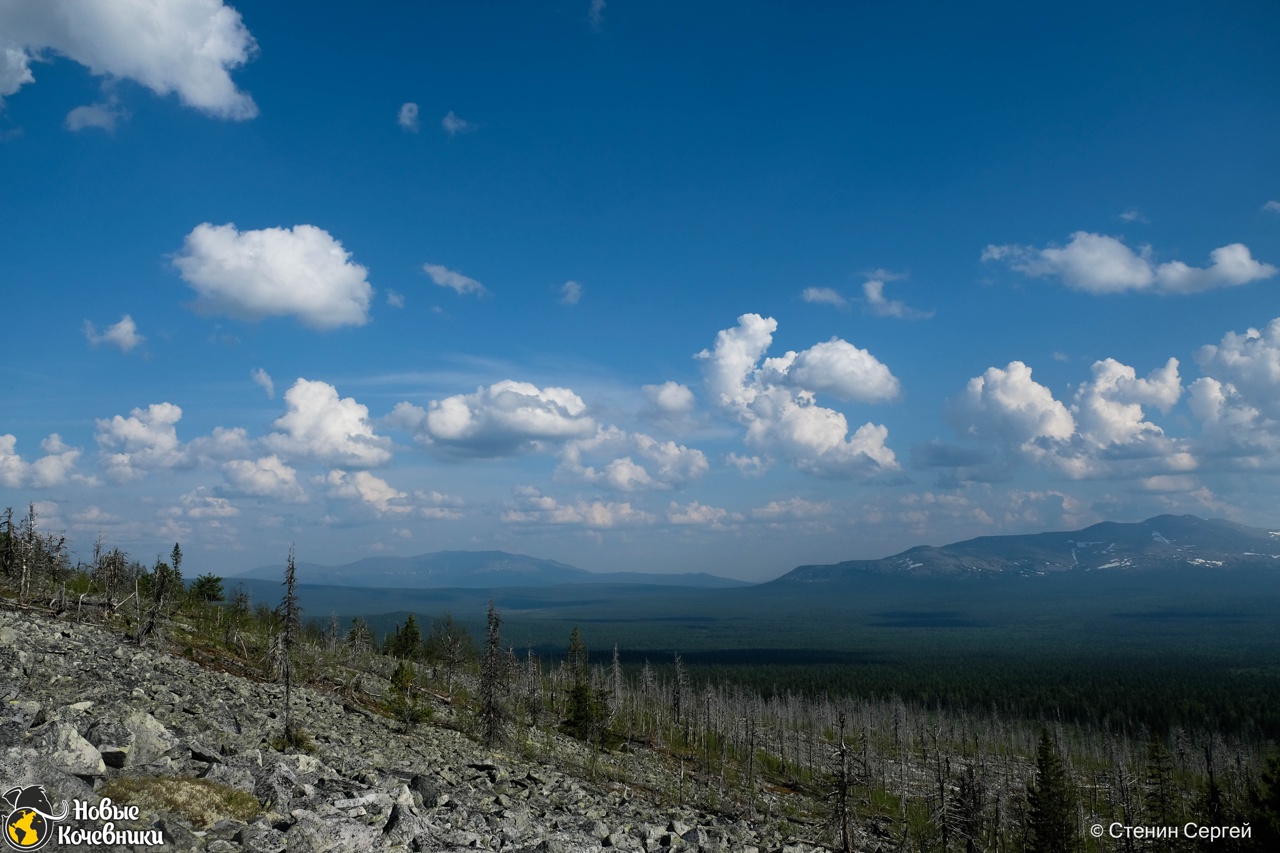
top-left (5, 502), bottom-right (1280, 852)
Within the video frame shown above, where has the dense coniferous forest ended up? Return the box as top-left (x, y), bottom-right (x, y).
top-left (4, 503), bottom-right (1280, 852)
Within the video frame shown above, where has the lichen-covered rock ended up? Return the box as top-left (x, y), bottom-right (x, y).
top-left (36, 720), bottom-right (106, 778)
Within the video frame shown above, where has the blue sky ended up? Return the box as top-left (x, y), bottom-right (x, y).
top-left (1, 1), bottom-right (1278, 581)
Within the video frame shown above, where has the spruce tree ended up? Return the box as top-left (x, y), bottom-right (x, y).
top-left (189, 573), bottom-right (224, 603)
top-left (1026, 728), bottom-right (1077, 853)
top-left (479, 600), bottom-right (508, 746)
top-left (386, 614), bottom-right (423, 658)
top-left (1247, 754), bottom-right (1280, 851)
top-left (1145, 734), bottom-right (1178, 851)
top-left (276, 546), bottom-right (303, 748)
top-left (170, 542), bottom-right (183, 586)
top-left (564, 626), bottom-right (605, 742)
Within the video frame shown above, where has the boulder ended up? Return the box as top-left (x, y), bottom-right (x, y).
top-left (36, 720), bottom-right (105, 778)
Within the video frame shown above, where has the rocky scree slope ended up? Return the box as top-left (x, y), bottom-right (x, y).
top-left (0, 606), bottom-right (824, 853)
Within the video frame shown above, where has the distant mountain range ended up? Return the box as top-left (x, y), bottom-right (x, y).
top-left (231, 550), bottom-right (749, 590)
top-left (231, 515), bottom-right (1278, 595)
top-left (776, 514), bottom-right (1280, 583)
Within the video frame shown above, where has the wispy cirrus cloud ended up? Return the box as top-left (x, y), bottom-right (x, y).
top-left (251, 368), bottom-right (275, 399)
top-left (441, 110), bottom-right (475, 137)
top-left (559, 280), bottom-right (582, 305)
top-left (397, 102), bottom-right (420, 132)
top-left (588, 0), bottom-right (606, 32)
top-left (423, 262), bottom-right (488, 296)
top-left (65, 93), bottom-right (127, 132)
top-left (800, 287), bottom-right (847, 308)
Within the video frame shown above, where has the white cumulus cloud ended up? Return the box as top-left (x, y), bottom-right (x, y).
top-left (1195, 318), bottom-right (1280, 418)
top-left (667, 501), bottom-right (733, 526)
top-left (1071, 357), bottom-right (1181, 448)
top-left (643, 381), bottom-right (696, 415)
top-left (188, 426), bottom-right (254, 462)
top-left (220, 455), bottom-right (307, 503)
top-left (557, 426), bottom-right (709, 491)
top-left (948, 361), bottom-right (1076, 469)
top-left (862, 278), bottom-right (932, 320)
top-left (948, 357), bottom-right (1192, 480)
top-left (503, 486), bottom-right (653, 529)
top-left (413, 490), bottom-right (466, 521)
top-left (95, 402), bottom-right (189, 480)
top-left (391, 380), bottom-right (596, 457)
top-left (0, 0), bottom-right (258, 119)
top-left (1187, 377), bottom-right (1279, 465)
top-left (726, 453), bottom-right (768, 475)
top-left (265, 379), bottom-right (393, 467)
top-left (1189, 318), bottom-right (1280, 467)
top-left (0, 434), bottom-right (87, 489)
top-left (750, 497), bottom-right (831, 520)
top-left (697, 314), bottom-right (900, 477)
top-left (176, 489), bottom-right (239, 519)
top-left (174, 223), bottom-right (373, 329)
top-left (983, 231), bottom-right (1276, 295)
top-left (323, 470), bottom-right (410, 514)
top-left (769, 339), bottom-right (902, 403)
top-left (84, 314), bottom-right (143, 351)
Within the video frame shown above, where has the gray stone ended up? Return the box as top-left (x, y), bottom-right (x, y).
top-left (203, 761), bottom-right (257, 793)
top-left (36, 720), bottom-right (105, 777)
top-left (237, 822), bottom-right (288, 853)
top-left (286, 808), bottom-right (382, 852)
top-left (681, 827), bottom-right (710, 846)
top-left (0, 608), bottom-right (789, 853)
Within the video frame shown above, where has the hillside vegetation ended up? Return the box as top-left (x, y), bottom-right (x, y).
top-left (4, 503), bottom-right (1280, 852)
